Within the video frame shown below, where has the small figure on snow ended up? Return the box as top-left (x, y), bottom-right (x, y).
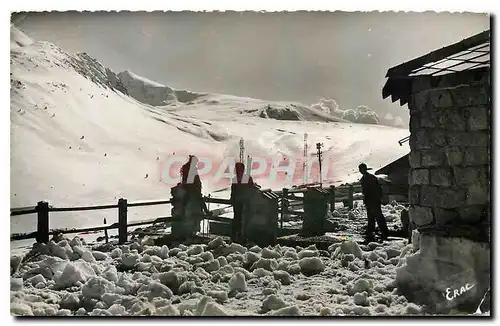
top-left (358, 163), bottom-right (389, 242)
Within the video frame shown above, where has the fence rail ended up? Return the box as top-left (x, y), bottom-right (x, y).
top-left (10, 183), bottom-right (367, 244)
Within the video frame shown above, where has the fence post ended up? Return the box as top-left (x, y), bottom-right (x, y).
top-left (118, 198), bottom-right (128, 244)
top-left (329, 185), bottom-right (336, 213)
top-left (36, 201), bottom-right (49, 243)
top-left (103, 218), bottom-right (109, 244)
top-left (348, 184), bottom-right (354, 210)
top-left (280, 188), bottom-right (288, 229)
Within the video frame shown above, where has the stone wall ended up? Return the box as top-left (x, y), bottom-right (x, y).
top-left (408, 68), bottom-right (490, 241)
top-left (396, 68), bottom-right (491, 313)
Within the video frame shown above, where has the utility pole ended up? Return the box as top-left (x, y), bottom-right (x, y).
top-left (239, 138), bottom-right (245, 163)
top-left (302, 133), bottom-right (308, 185)
top-left (315, 142), bottom-right (324, 188)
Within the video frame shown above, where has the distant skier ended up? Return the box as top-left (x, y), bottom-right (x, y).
top-left (230, 162), bottom-right (254, 243)
top-left (358, 163), bottom-right (389, 242)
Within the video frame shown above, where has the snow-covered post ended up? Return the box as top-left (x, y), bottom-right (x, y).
top-left (280, 188), bottom-right (288, 229)
top-left (35, 201), bottom-right (49, 243)
top-left (243, 187), bottom-right (279, 247)
top-left (348, 184), bottom-right (354, 210)
top-left (329, 185), bottom-right (336, 212)
top-left (301, 188), bottom-right (328, 237)
top-left (118, 198), bottom-right (128, 244)
top-left (103, 218), bottom-right (109, 244)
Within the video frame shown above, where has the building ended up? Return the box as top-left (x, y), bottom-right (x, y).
top-left (381, 30), bottom-right (490, 313)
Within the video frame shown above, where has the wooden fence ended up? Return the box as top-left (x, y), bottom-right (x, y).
top-left (10, 183), bottom-right (364, 244)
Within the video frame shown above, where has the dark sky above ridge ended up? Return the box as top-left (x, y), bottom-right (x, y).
top-left (14, 11), bottom-right (490, 123)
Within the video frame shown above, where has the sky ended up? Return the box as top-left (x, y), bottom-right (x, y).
top-left (12, 11), bottom-right (490, 122)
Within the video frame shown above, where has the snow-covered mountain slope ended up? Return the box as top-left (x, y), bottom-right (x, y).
top-left (10, 26), bottom-right (409, 234)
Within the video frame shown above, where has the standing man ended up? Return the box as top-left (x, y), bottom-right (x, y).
top-left (230, 162), bottom-right (254, 243)
top-left (358, 163), bottom-right (389, 242)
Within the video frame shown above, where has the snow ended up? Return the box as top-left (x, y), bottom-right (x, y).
top-left (10, 26), bottom-right (409, 246)
top-left (10, 26), bottom-right (484, 317)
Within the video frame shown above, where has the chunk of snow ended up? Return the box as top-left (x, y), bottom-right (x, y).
top-left (269, 305), bottom-right (301, 316)
top-left (368, 251), bottom-right (380, 262)
top-left (298, 257), bottom-right (324, 275)
top-left (262, 288), bottom-right (277, 296)
top-left (160, 245), bottom-right (170, 259)
top-left (201, 301), bottom-right (229, 316)
top-left (89, 308), bottom-right (113, 316)
top-left (353, 291), bottom-right (369, 306)
top-left (56, 309), bottom-right (72, 316)
top-left (319, 307), bottom-right (333, 316)
top-left (233, 267), bottom-right (253, 280)
top-left (340, 240), bottom-right (363, 259)
top-left (284, 250), bottom-right (299, 260)
top-left (10, 302), bottom-right (33, 316)
top-left (385, 248), bottom-right (401, 259)
top-left (298, 249), bottom-right (319, 259)
top-left (216, 255), bottom-right (227, 267)
top-left (81, 251), bottom-right (97, 263)
top-left (141, 254), bottom-right (152, 263)
top-left (249, 245), bottom-right (262, 253)
top-left (141, 236), bottom-right (155, 246)
top-left (244, 251), bottom-right (260, 266)
top-left (158, 270), bottom-right (187, 293)
top-left (178, 281), bottom-right (196, 294)
top-left (137, 281), bottom-right (173, 301)
top-left (253, 268), bottom-right (273, 278)
top-left (25, 274), bottom-right (46, 286)
top-left (108, 303), bottom-right (127, 316)
top-left (155, 304), bottom-right (180, 316)
top-left (207, 237), bottom-right (225, 250)
top-left (75, 307), bottom-right (87, 316)
top-left (197, 259), bottom-right (220, 273)
top-left (405, 303), bottom-right (421, 314)
top-left (277, 260), bottom-right (290, 271)
top-left (261, 294), bottom-right (287, 312)
top-left (11, 278), bottom-right (23, 291)
top-left (56, 262), bottom-right (91, 288)
top-left (207, 290), bottom-right (228, 303)
top-left (261, 247), bottom-right (281, 259)
top-left (273, 270), bottom-right (291, 285)
top-left (110, 248), bottom-right (122, 258)
top-left (250, 258), bottom-right (278, 271)
top-left (122, 253), bottom-right (140, 268)
top-left (59, 292), bottom-right (81, 310)
top-left (350, 279), bottom-right (374, 295)
top-left (169, 248), bottom-right (181, 257)
top-left (185, 256), bottom-right (204, 265)
top-left (287, 263), bottom-right (301, 275)
top-left (186, 245), bottom-right (204, 256)
top-left (411, 230), bottom-right (420, 251)
top-left (200, 251), bottom-right (214, 262)
top-left (82, 276), bottom-right (116, 299)
top-left (219, 264), bottom-right (234, 275)
top-left (102, 292), bottom-right (122, 307)
top-left (10, 255), bottom-right (23, 275)
top-left (229, 272), bottom-right (247, 292)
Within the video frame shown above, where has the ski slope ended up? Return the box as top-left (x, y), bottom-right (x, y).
top-left (10, 26), bottom-right (409, 239)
